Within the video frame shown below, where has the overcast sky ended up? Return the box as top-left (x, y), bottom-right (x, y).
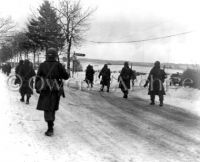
top-left (0, 0), bottom-right (200, 64)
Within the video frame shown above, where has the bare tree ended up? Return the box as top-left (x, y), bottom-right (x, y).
top-left (0, 16), bottom-right (15, 37)
top-left (54, 0), bottom-right (95, 71)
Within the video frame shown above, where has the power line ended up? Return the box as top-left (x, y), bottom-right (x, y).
top-left (84, 31), bottom-right (193, 44)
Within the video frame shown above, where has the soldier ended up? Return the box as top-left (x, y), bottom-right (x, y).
top-left (118, 61), bottom-right (134, 99)
top-left (35, 48), bottom-right (69, 136)
top-left (1, 63), bottom-right (6, 74)
top-left (98, 64), bottom-right (111, 92)
top-left (144, 61), bottom-right (166, 106)
top-left (18, 60), bottom-right (36, 104)
top-left (85, 64), bottom-right (95, 88)
top-left (5, 63), bottom-right (12, 76)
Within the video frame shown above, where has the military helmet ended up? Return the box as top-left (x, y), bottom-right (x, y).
top-left (124, 61), bottom-right (129, 66)
top-left (46, 48), bottom-right (58, 57)
top-left (154, 61), bottom-right (160, 67)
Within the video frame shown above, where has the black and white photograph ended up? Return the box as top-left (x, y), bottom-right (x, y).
top-left (0, 0), bottom-right (200, 161)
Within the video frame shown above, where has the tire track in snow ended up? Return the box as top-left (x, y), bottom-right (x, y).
top-left (66, 88), bottom-right (200, 162)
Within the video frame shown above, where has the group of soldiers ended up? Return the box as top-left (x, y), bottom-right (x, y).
top-left (85, 61), bottom-right (166, 105)
top-left (12, 48), bottom-right (69, 136)
top-left (85, 63), bottom-right (134, 97)
top-left (1, 47), bottom-right (167, 137)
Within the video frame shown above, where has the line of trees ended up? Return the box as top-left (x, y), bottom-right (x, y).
top-left (0, 0), bottom-right (94, 71)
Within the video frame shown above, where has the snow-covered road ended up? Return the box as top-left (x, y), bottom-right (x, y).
top-left (1, 72), bottom-right (200, 162)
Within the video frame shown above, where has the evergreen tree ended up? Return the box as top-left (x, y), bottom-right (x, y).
top-left (26, 18), bottom-right (41, 49)
top-left (26, 19), bottom-right (41, 66)
top-left (37, 0), bottom-right (65, 51)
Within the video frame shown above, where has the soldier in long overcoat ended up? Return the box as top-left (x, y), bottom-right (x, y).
top-left (119, 62), bottom-right (134, 98)
top-left (144, 61), bottom-right (166, 106)
top-left (35, 48), bottom-right (69, 136)
top-left (85, 64), bottom-right (95, 88)
top-left (19, 60), bottom-right (36, 104)
top-left (98, 64), bottom-right (111, 92)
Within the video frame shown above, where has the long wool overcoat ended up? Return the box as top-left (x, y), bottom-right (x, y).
top-left (119, 66), bottom-right (133, 91)
top-left (36, 60), bottom-right (69, 111)
top-left (147, 67), bottom-right (166, 95)
top-left (85, 65), bottom-right (95, 84)
top-left (19, 62), bottom-right (36, 95)
top-left (99, 67), bottom-right (111, 86)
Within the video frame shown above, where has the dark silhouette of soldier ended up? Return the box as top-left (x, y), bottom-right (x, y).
top-left (5, 63), bottom-right (12, 76)
top-left (35, 48), bottom-right (69, 136)
top-left (18, 60), bottom-right (36, 104)
top-left (98, 64), bottom-right (111, 92)
top-left (144, 61), bottom-right (166, 106)
top-left (85, 64), bottom-right (95, 88)
top-left (1, 63), bottom-right (6, 74)
top-left (119, 62), bottom-right (134, 98)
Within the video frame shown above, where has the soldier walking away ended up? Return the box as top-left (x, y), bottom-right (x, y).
top-left (5, 63), bottom-right (12, 76)
top-left (2, 63), bottom-right (7, 74)
top-left (1, 63), bottom-right (6, 74)
top-left (85, 64), bottom-right (95, 88)
top-left (35, 48), bottom-right (69, 137)
top-left (144, 61), bottom-right (166, 106)
top-left (98, 64), bottom-right (111, 92)
top-left (18, 60), bottom-right (36, 104)
top-left (118, 61), bottom-right (134, 99)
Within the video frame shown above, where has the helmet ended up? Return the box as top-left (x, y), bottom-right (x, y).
top-left (104, 64), bottom-right (108, 68)
top-left (124, 61), bottom-right (129, 67)
top-left (46, 48), bottom-right (58, 57)
top-left (19, 60), bottom-right (24, 65)
top-left (154, 61), bottom-right (160, 67)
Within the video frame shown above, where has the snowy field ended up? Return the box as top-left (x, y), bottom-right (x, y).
top-left (1, 71), bottom-right (200, 162)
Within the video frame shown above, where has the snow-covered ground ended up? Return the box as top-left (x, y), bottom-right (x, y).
top-left (1, 71), bottom-right (200, 162)
top-left (71, 71), bottom-right (200, 116)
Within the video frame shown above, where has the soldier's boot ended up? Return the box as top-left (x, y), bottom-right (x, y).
top-left (123, 94), bottom-right (128, 99)
top-left (150, 95), bottom-right (155, 105)
top-left (100, 85), bottom-right (104, 92)
top-left (123, 91), bottom-right (128, 99)
top-left (45, 121), bottom-right (54, 136)
top-left (150, 101), bottom-right (155, 105)
top-left (26, 96), bottom-right (30, 104)
top-left (107, 87), bottom-right (110, 93)
top-left (159, 101), bottom-right (163, 107)
top-left (20, 95), bottom-right (25, 102)
top-left (159, 95), bottom-right (164, 106)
